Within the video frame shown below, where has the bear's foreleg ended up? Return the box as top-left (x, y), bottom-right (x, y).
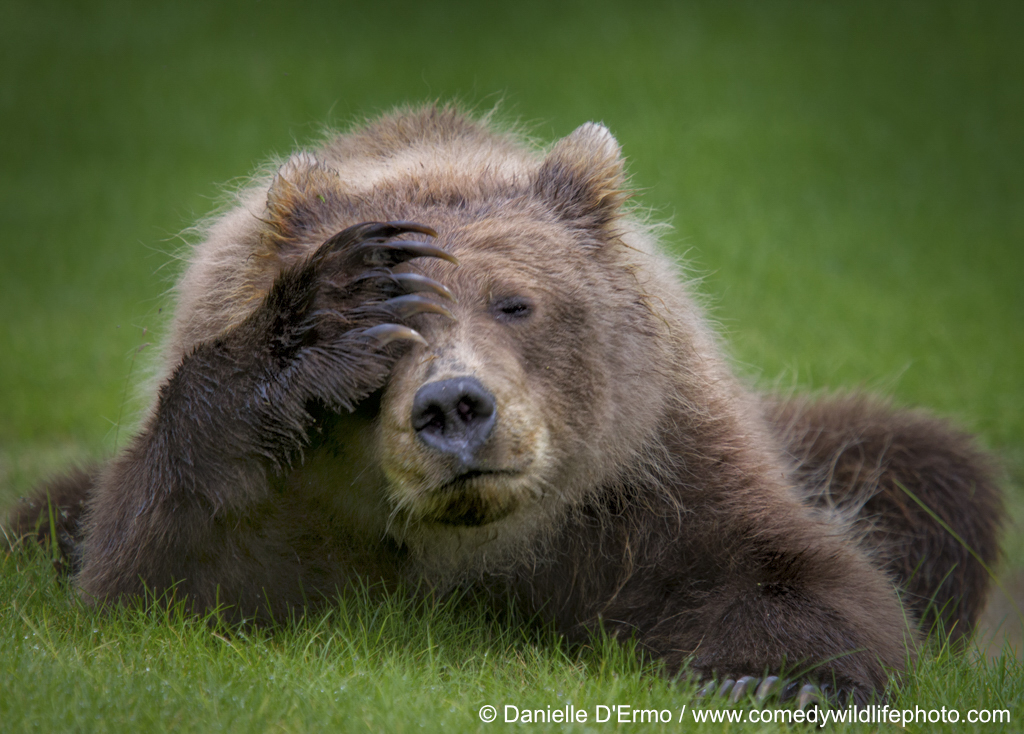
top-left (74, 221), bottom-right (454, 619)
top-left (673, 528), bottom-right (912, 704)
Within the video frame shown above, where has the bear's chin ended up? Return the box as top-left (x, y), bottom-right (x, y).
top-left (417, 472), bottom-right (526, 526)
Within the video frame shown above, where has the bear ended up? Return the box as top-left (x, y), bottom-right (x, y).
top-left (6, 105), bottom-right (1002, 704)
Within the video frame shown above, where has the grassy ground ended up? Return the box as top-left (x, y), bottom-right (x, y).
top-left (1, 0), bottom-right (1022, 730)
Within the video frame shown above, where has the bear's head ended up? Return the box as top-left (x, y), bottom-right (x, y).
top-left (172, 110), bottom-right (706, 577)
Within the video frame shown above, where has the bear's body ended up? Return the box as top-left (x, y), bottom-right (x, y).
top-left (8, 107), bottom-right (1002, 700)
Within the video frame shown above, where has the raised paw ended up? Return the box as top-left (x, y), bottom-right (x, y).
top-left (281, 220), bottom-right (457, 412)
top-left (308, 221), bottom-right (457, 344)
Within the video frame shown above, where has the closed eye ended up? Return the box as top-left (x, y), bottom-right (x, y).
top-left (491, 296), bottom-right (534, 322)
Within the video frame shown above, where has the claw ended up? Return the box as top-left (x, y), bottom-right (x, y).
top-left (389, 272), bottom-right (456, 301)
top-left (361, 324), bottom-right (428, 347)
top-left (779, 680), bottom-right (802, 702)
top-left (379, 220), bottom-right (438, 238)
top-left (729, 676), bottom-right (759, 703)
top-left (354, 239), bottom-right (459, 268)
top-left (351, 271), bottom-right (456, 302)
top-left (316, 221), bottom-right (441, 264)
top-left (755, 676), bottom-right (781, 702)
top-left (716, 679), bottom-right (735, 698)
top-left (796, 684), bottom-right (819, 710)
top-left (696, 680), bottom-right (718, 698)
top-left (383, 294), bottom-right (455, 320)
top-left (327, 221), bottom-right (438, 247)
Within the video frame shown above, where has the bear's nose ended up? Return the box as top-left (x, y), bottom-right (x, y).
top-left (411, 377), bottom-right (497, 468)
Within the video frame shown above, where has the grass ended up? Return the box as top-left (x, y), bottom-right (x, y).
top-left (4, 547), bottom-right (1023, 732)
top-left (1, 0), bottom-right (1022, 730)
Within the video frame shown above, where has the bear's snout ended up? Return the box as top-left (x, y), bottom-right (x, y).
top-left (411, 377), bottom-right (497, 469)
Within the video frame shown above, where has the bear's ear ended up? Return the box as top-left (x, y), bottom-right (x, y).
top-left (263, 152), bottom-right (345, 252)
top-left (534, 122), bottom-right (627, 230)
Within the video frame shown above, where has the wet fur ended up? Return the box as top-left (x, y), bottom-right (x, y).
top-left (5, 105), bottom-right (1002, 700)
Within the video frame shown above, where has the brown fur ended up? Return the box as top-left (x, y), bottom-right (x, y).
top-left (5, 105), bottom-right (1002, 700)
top-left (766, 394), bottom-right (1002, 642)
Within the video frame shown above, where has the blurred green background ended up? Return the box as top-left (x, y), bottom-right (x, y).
top-left (1, 0), bottom-right (1021, 633)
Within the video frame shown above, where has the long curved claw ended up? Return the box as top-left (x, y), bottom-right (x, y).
top-left (779, 680), bottom-right (802, 702)
top-left (379, 220), bottom-right (438, 238)
top-left (354, 239), bottom-right (459, 268)
top-left (755, 676), bottom-right (781, 702)
top-left (316, 220), bottom-right (442, 264)
top-left (315, 222), bottom-right (389, 261)
top-left (729, 676), bottom-right (759, 703)
top-left (324, 220), bottom-right (438, 248)
top-left (382, 293), bottom-right (455, 320)
top-left (796, 684), bottom-right (819, 710)
top-left (696, 680), bottom-right (719, 698)
top-left (388, 272), bottom-right (456, 301)
top-left (361, 323), bottom-right (427, 347)
top-left (819, 683), bottom-right (834, 704)
top-left (350, 271), bottom-right (456, 302)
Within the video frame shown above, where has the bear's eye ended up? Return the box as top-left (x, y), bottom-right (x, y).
top-left (491, 296), bottom-right (534, 323)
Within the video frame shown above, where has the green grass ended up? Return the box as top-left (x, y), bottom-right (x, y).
top-left (1, 0), bottom-right (1022, 731)
top-left (4, 547), bottom-right (1023, 732)
top-left (5, 545), bottom-right (1023, 733)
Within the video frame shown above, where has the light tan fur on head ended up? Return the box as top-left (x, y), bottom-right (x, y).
top-left (161, 105), bottom-right (730, 579)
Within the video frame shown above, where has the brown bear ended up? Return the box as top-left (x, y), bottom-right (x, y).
top-left (7, 105), bottom-right (1002, 704)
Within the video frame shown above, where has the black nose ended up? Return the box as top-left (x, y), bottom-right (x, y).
top-left (411, 377), bottom-right (497, 467)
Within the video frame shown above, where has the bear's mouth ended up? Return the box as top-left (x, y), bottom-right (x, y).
top-left (435, 466), bottom-right (519, 487)
top-left (426, 469), bottom-right (521, 526)
top-left (447, 468), bottom-right (503, 483)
